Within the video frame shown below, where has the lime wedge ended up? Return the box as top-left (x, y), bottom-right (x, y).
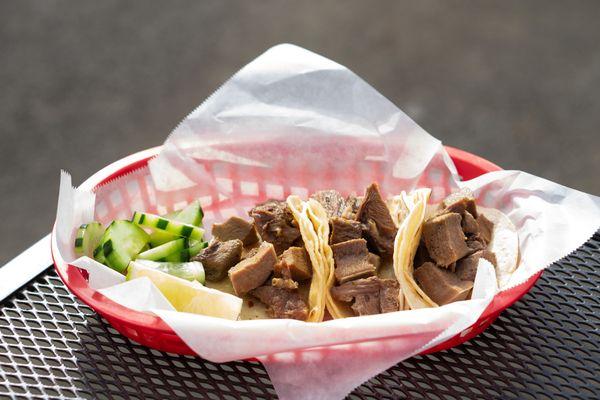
top-left (126, 261), bottom-right (242, 320)
top-left (134, 260), bottom-right (205, 284)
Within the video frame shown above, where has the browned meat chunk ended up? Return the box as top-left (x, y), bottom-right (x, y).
top-left (379, 278), bottom-right (401, 313)
top-left (355, 183), bottom-right (397, 257)
top-left (466, 238), bottom-right (485, 253)
top-left (441, 188), bottom-right (478, 217)
top-left (414, 241), bottom-right (434, 268)
top-left (330, 217), bottom-right (362, 244)
top-left (193, 239), bottom-right (243, 281)
top-left (249, 200), bottom-right (301, 255)
top-left (251, 285), bottom-right (308, 320)
top-left (414, 262), bottom-right (473, 305)
top-left (476, 214), bottom-right (494, 244)
top-left (228, 242), bottom-right (277, 296)
top-left (447, 262), bottom-right (457, 273)
top-left (367, 252), bottom-right (381, 270)
top-left (330, 276), bottom-right (400, 316)
top-left (422, 212), bottom-right (470, 267)
top-left (275, 246), bottom-right (312, 281)
top-left (311, 190), bottom-right (346, 218)
top-left (241, 242), bottom-right (261, 259)
top-left (212, 216), bottom-right (260, 246)
top-left (272, 277), bottom-right (299, 290)
top-left (330, 276), bottom-right (380, 301)
top-left (332, 239), bottom-right (376, 284)
top-left (461, 211), bottom-right (479, 236)
top-left (342, 195), bottom-right (363, 219)
top-left (455, 250), bottom-right (497, 282)
top-left (352, 294), bottom-right (380, 316)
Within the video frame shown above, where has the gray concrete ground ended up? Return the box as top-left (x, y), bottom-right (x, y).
top-left (1, 1), bottom-right (599, 266)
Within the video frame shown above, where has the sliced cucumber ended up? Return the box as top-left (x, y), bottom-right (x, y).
top-left (160, 240), bottom-right (207, 262)
top-left (132, 260), bottom-right (205, 284)
top-left (164, 249), bottom-right (191, 262)
top-left (100, 220), bottom-right (149, 273)
top-left (189, 240), bottom-right (208, 258)
top-left (132, 212), bottom-right (204, 242)
top-left (137, 238), bottom-right (188, 261)
top-left (74, 222), bottom-right (105, 258)
top-left (149, 201), bottom-right (204, 247)
top-left (93, 243), bottom-right (106, 264)
top-left (149, 230), bottom-right (177, 248)
top-left (176, 200), bottom-right (204, 226)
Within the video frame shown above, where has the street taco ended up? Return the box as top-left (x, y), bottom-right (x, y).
top-left (399, 188), bottom-right (520, 308)
top-left (309, 183), bottom-right (404, 318)
top-left (204, 198), bottom-right (322, 321)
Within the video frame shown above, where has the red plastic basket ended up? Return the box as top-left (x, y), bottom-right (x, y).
top-left (50, 145), bottom-right (542, 356)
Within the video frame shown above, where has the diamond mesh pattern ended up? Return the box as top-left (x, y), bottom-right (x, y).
top-left (1, 231), bottom-right (599, 399)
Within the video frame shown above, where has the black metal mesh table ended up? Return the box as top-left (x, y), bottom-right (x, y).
top-left (1, 231), bottom-right (599, 400)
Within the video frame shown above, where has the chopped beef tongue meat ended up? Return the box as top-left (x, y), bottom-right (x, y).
top-left (272, 277), bottom-right (299, 290)
top-left (355, 183), bottom-right (398, 258)
top-left (228, 242), bottom-right (277, 296)
top-left (379, 278), bottom-right (401, 313)
top-left (241, 243), bottom-right (261, 259)
top-left (367, 252), bottom-right (381, 271)
top-left (466, 238), bottom-right (485, 253)
top-left (455, 249), bottom-right (497, 281)
top-left (249, 200), bottom-right (301, 255)
top-left (330, 276), bottom-right (400, 316)
top-left (330, 275), bottom-right (380, 301)
top-left (330, 217), bottom-right (363, 244)
top-left (311, 190), bottom-right (347, 218)
top-left (440, 188), bottom-right (478, 217)
top-left (251, 285), bottom-right (308, 320)
top-left (193, 239), bottom-right (243, 282)
top-left (414, 262), bottom-right (473, 305)
top-left (461, 211), bottom-right (479, 236)
top-left (414, 241), bottom-right (434, 269)
top-left (332, 238), bottom-right (376, 284)
top-left (212, 216), bottom-right (260, 246)
top-left (476, 214), bottom-right (494, 244)
top-left (414, 190), bottom-right (496, 304)
top-left (422, 212), bottom-right (470, 267)
top-left (341, 195), bottom-right (363, 219)
top-left (275, 246), bottom-right (312, 281)
top-left (352, 294), bottom-right (380, 315)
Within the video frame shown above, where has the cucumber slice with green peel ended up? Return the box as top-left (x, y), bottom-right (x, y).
top-left (175, 200), bottom-right (204, 226)
top-left (161, 240), bottom-right (207, 262)
top-left (93, 243), bottom-right (106, 264)
top-left (164, 249), bottom-right (191, 262)
top-left (100, 220), bottom-right (150, 273)
top-left (189, 241), bottom-right (208, 258)
top-left (149, 201), bottom-right (204, 247)
top-left (133, 260), bottom-right (205, 284)
top-left (74, 222), bottom-right (105, 258)
top-left (136, 238), bottom-right (188, 261)
top-left (149, 231), bottom-right (178, 248)
top-left (132, 212), bottom-right (204, 241)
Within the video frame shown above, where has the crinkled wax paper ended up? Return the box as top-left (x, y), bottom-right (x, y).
top-left (55, 44), bottom-right (600, 400)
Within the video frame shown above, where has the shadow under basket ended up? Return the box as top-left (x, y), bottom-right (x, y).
top-left (51, 145), bottom-right (542, 356)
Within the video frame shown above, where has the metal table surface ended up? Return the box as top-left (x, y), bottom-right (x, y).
top-left (1, 231), bottom-right (599, 400)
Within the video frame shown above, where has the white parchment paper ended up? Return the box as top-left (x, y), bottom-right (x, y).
top-left (55, 44), bottom-right (600, 400)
